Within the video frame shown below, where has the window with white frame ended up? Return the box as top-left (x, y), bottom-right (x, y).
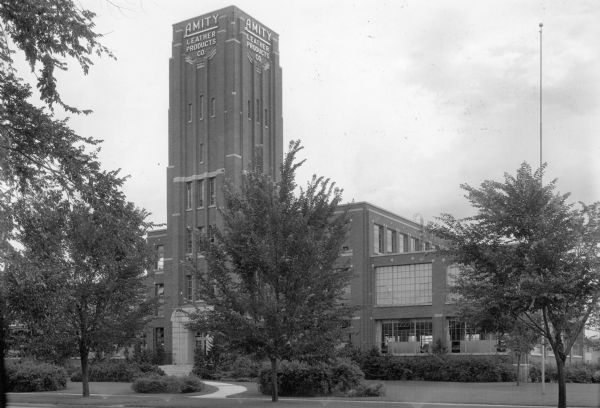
top-left (376, 263), bottom-right (432, 306)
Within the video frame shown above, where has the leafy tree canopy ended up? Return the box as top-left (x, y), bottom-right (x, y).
top-left (6, 171), bottom-right (154, 396)
top-left (188, 141), bottom-right (355, 401)
top-left (430, 163), bottom-right (600, 408)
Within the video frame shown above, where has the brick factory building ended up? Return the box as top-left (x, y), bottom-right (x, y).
top-left (146, 6), bottom-right (582, 366)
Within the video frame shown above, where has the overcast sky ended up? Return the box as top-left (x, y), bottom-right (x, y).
top-left (50, 0), bottom-right (599, 225)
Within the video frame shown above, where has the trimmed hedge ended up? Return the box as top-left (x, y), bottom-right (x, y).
top-left (361, 355), bottom-right (516, 382)
top-left (6, 360), bottom-right (67, 392)
top-left (70, 360), bottom-right (165, 382)
top-left (132, 375), bottom-right (203, 393)
top-left (529, 363), bottom-right (600, 383)
top-left (258, 359), bottom-right (383, 397)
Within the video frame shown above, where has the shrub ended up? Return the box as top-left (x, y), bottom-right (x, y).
top-left (529, 363), bottom-right (600, 383)
top-left (330, 358), bottom-right (364, 392)
top-left (131, 375), bottom-right (203, 393)
top-left (259, 359), bottom-right (372, 397)
top-left (6, 360), bottom-right (67, 392)
top-left (360, 355), bottom-right (515, 382)
top-left (70, 360), bottom-right (164, 382)
top-left (229, 355), bottom-right (261, 379)
top-left (132, 375), bottom-right (181, 393)
top-left (179, 375), bottom-right (204, 393)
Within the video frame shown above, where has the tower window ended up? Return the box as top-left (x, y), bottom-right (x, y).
top-left (264, 108), bottom-right (268, 127)
top-left (187, 103), bottom-right (193, 122)
top-left (247, 100), bottom-right (252, 120)
top-left (208, 177), bottom-right (216, 206)
top-left (185, 182), bottom-right (192, 210)
top-left (210, 97), bottom-right (215, 117)
top-left (196, 226), bottom-right (204, 250)
top-left (199, 95), bottom-right (204, 120)
top-left (186, 275), bottom-right (193, 300)
top-left (199, 143), bottom-right (204, 163)
top-left (256, 99), bottom-right (260, 123)
top-left (196, 179), bottom-right (204, 208)
top-left (186, 227), bottom-right (193, 254)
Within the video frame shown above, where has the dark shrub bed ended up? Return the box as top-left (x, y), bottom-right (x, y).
top-left (131, 375), bottom-right (203, 393)
top-left (258, 358), bottom-right (384, 397)
top-left (361, 354), bottom-right (516, 382)
top-left (6, 360), bottom-right (67, 392)
top-left (529, 363), bottom-right (600, 383)
top-left (70, 360), bottom-right (165, 382)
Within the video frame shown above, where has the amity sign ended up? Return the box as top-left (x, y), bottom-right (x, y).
top-left (182, 12), bottom-right (274, 68)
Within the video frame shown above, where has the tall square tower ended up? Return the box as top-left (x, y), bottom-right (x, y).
top-left (148, 6), bottom-right (283, 365)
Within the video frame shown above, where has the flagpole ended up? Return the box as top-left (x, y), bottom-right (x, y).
top-left (539, 21), bottom-right (546, 395)
top-left (539, 22), bottom-right (543, 173)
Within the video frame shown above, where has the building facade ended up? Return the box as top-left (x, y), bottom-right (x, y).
top-left (338, 202), bottom-right (503, 355)
top-left (146, 7), bottom-right (582, 365)
top-left (146, 6), bottom-right (283, 365)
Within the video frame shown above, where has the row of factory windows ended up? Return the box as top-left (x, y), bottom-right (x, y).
top-left (373, 224), bottom-right (434, 255)
top-left (186, 97), bottom-right (270, 126)
top-left (186, 96), bottom-right (215, 121)
top-left (185, 178), bottom-right (216, 210)
top-left (380, 318), bottom-right (503, 355)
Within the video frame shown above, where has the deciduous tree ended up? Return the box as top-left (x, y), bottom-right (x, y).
top-left (6, 172), bottom-right (154, 397)
top-left (188, 141), bottom-right (354, 402)
top-left (430, 163), bottom-right (600, 408)
top-left (0, 1), bottom-right (113, 404)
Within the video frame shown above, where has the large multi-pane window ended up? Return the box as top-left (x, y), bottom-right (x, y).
top-left (374, 224), bottom-right (384, 254)
top-left (381, 319), bottom-right (433, 351)
top-left (376, 263), bottom-right (432, 306)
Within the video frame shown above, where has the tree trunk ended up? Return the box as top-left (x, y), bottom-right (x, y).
top-left (554, 352), bottom-right (567, 408)
top-left (270, 357), bottom-right (278, 402)
top-left (516, 352), bottom-right (521, 386)
top-left (79, 341), bottom-right (90, 397)
top-left (1, 304), bottom-right (7, 408)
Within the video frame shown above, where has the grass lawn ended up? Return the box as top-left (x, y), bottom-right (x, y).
top-left (6, 380), bottom-right (600, 407)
